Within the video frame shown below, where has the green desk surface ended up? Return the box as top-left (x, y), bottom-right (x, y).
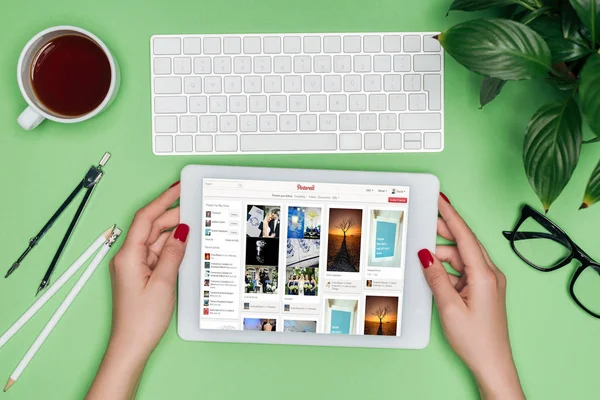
top-left (1, 0), bottom-right (599, 398)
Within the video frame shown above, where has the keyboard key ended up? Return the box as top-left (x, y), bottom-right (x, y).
top-left (403, 35), bottom-right (421, 52)
top-left (189, 96), bottom-right (207, 113)
top-left (314, 55), bottom-right (332, 73)
top-left (284, 75), bottom-right (302, 93)
top-left (304, 75), bottom-right (322, 92)
top-left (244, 36), bottom-right (261, 54)
top-left (264, 76), bottom-right (282, 93)
top-left (379, 113), bottom-right (397, 130)
top-left (374, 55), bottom-right (391, 72)
top-left (155, 135), bottom-right (173, 152)
top-left (234, 56), bottom-right (252, 74)
top-left (329, 94), bottom-right (347, 112)
top-left (343, 35), bottom-right (361, 53)
top-left (155, 77), bottom-right (182, 94)
top-left (229, 95), bottom-right (247, 112)
top-left (214, 56), bottom-right (232, 74)
top-left (200, 115), bottom-right (217, 132)
top-left (359, 113), bottom-right (377, 131)
top-left (409, 94), bottom-right (427, 111)
top-left (153, 37), bottom-right (181, 55)
top-left (195, 135), bottom-right (213, 152)
top-left (254, 56), bottom-right (272, 73)
top-left (344, 75), bottom-right (361, 92)
top-left (383, 75), bottom-right (402, 92)
top-left (414, 55), bottom-right (441, 72)
top-left (209, 96), bottom-right (227, 113)
top-left (183, 38), bottom-right (202, 55)
top-left (203, 37), bottom-right (221, 54)
top-left (283, 36), bottom-right (301, 54)
top-left (353, 55), bottom-right (371, 72)
top-left (349, 94), bottom-right (367, 111)
top-left (180, 116), bottom-right (198, 133)
top-left (274, 56), bottom-right (292, 73)
top-left (319, 114), bottom-right (337, 131)
top-left (269, 95), bottom-right (287, 112)
top-left (223, 37), bottom-right (242, 54)
top-left (424, 132), bottom-right (442, 149)
top-left (404, 74), bottom-right (421, 91)
top-left (339, 114), bottom-right (357, 131)
top-left (173, 57), bottom-right (191, 74)
top-left (363, 35), bottom-right (381, 53)
top-left (250, 95), bottom-right (267, 112)
top-left (224, 76), bottom-right (242, 93)
top-left (294, 56), bottom-right (311, 73)
top-left (153, 58), bottom-right (171, 75)
top-left (369, 94), bottom-right (386, 111)
top-left (324, 75), bottom-right (342, 92)
top-left (245, 76), bottom-right (262, 93)
top-left (333, 55), bottom-right (352, 73)
top-left (240, 115), bottom-right (258, 132)
top-left (364, 75), bottom-right (382, 92)
top-left (423, 35), bottom-right (441, 52)
top-left (299, 114), bottom-right (317, 131)
top-left (289, 95), bottom-right (307, 112)
top-left (399, 113), bottom-right (442, 130)
top-left (155, 97), bottom-right (187, 113)
top-left (304, 36), bottom-right (321, 53)
top-left (155, 116), bottom-right (177, 133)
top-left (220, 115), bottom-right (237, 132)
top-left (384, 133), bottom-right (402, 150)
top-left (393, 55), bottom-right (411, 72)
top-left (324, 36), bottom-right (341, 53)
top-left (184, 77), bottom-right (202, 94)
top-left (259, 114), bottom-right (277, 131)
top-left (389, 94), bottom-right (407, 111)
top-left (364, 133), bottom-right (382, 150)
top-left (215, 134), bottom-right (238, 152)
top-left (263, 36), bottom-right (282, 54)
top-left (340, 133), bottom-right (362, 150)
top-left (309, 95), bottom-right (327, 112)
top-left (424, 74), bottom-right (442, 111)
top-left (194, 57), bottom-right (212, 74)
top-left (204, 76), bottom-right (222, 93)
top-left (383, 35), bottom-right (402, 53)
top-left (404, 132), bottom-right (422, 150)
top-left (241, 134), bottom-right (337, 152)
top-left (280, 114), bottom-right (297, 131)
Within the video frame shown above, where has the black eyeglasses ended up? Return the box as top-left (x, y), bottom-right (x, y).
top-left (503, 205), bottom-right (600, 319)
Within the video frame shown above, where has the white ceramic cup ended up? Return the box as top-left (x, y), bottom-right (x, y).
top-left (17, 26), bottom-right (120, 130)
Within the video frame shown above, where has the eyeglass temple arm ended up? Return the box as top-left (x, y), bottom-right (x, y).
top-left (501, 231), bottom-right (571, 247)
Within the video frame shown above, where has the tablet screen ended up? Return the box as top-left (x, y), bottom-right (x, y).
top-left (199, 178), bottom-right (410, 337)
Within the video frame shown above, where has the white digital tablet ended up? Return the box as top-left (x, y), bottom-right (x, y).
top-left (178, 165), bottom-right (439, 349)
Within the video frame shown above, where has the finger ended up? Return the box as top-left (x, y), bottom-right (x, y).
top-left (435, 245), bottom-right (466, 273)
top-left (418, 249), bottom-right (464, 312)
top-left (437, 217), bottom-right (455, 242)
top-left (150, 224), bottom-right (189, 289)
top-left (124, 183), bottom-right (181, 248)
top-left (146, 207), bottom-right (180, 245)
top-left (477, 240), bottom-right (502, 275)
top-left (447, 273), bottom-right (459, 287)
top-left (438, 196), bottom-right (489, 274)
top-left (147, 231), bottom-right (171, 268)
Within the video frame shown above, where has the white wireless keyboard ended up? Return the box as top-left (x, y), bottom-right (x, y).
top-left (150, 33), bottom-right (444, 155)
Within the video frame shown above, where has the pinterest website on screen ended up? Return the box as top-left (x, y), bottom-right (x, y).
top-left (199, 178), bottom-right (410, 336)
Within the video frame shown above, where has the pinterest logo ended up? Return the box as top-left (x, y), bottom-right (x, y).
top-left (297, 184), bottom-right (315, 191)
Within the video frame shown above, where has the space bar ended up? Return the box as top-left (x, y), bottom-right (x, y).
top-left (240, 134), bottom-right (338, 152)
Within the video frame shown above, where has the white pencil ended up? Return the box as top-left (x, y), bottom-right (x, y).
top-left (0, 225), bottom-right (115, 351)
top-left (4, 227), bottom-right (121, 392)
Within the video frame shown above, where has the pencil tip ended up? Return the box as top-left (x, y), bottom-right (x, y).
top-left (4, 378), bottom-right (15, 391)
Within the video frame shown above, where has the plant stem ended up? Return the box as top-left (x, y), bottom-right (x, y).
top-left (517, 1), bottom-right (537, 12)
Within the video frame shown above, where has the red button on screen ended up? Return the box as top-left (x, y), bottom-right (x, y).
top-left (388, 197), bottom-right (408, 203)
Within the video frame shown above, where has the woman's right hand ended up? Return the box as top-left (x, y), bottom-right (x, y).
top-left (419, 195), bottom-right (525, 400)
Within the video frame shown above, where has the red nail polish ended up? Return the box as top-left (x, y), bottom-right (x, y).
top-left (418, 249), bottom-right (434, 269)
top-left (174, 224), bottom-right (189, 242)
top-left (440, 192), bottom-right (451, 204)
top-left (169, 180), bottom-right (180, 189)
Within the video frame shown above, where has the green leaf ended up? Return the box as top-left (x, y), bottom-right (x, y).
top-left (580, 160), bottom-right (600, 209)
top-left (545, 74), bottom-right (578, 90)
top-left (480, 77), bottom-right (507, 107)
top-left (448, 0), bottom-right (518, 12)
top-left (524, 98), bottom-right (582, 212)
top-left (438, 19), bottom-right (552, 80)
top-left (584, 136), bottom-right (600, 143)
top-left (562, 1), bottom-right (583, 39)
top-left (529, 16), bottom-right (592, 62)
top-left (569, 0), bottom-right (600, 43)
top-left (520, 6), bottom-right (553, 25)
top-left (579, 54), bottom-right (600, 136)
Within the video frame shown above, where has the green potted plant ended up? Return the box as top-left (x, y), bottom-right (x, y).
top-left (437, 0), bottom-right (600, 212)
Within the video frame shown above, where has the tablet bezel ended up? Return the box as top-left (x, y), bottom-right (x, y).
top-left (178, 165), bottom-right (438, 349)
